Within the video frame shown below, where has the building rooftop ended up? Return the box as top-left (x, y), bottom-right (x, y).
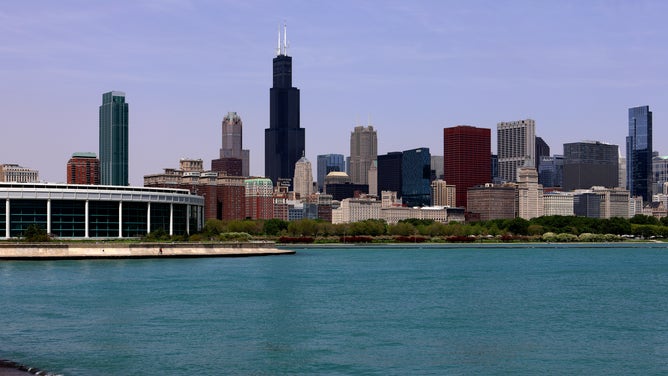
top-left (71, 152), bottom-right (97, 158)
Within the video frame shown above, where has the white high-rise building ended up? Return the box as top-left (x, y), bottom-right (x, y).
top-left (497, 119), bottom-right (536, 183)
top-left (349, 125), bottom-right (377, 185)
top-left (517, 166), bottom-right (544, 219)
top-left (293, 154), bottom-right (313, 199)
top-left (430, 179), bottom-right (456, 207)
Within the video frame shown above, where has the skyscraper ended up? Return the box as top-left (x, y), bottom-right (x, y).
top-left (67, 152), bottom-right (100, 185)
top-left (497, 119), bottom-right (535, 183)
top-left (377, 152), bottom-right (403, 197)
top-left (99, 91), bottom-right (128, 186)
top-left (402, 147), bottom-right (431, 207)
top-left (535, 136), bottom-right (550, 173)
top-left (443, 125), bottom-right (491, 208)
top-left (349, 125), bottom-right (377, 185)
top-left (218, 112), bottom-right (250, 177)
top-left (627, 105), bottom-right (653, 201)
top-left (265, 25), bottom-right (305, 188)
top-left (293, 153), bottom-right (313, 198)
top-left (563, 141), bottom-right (618, 190)
top-left (316, 154), bottom-right (345, 192)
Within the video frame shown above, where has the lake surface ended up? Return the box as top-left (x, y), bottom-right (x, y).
top-left (1, 244), bottom-right (668, 375)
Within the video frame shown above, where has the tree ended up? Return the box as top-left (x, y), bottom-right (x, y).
top-left (263, 219), bottom-right (288, 236)
top-left (22, 224), bottom-right (49, 242)
top-left (507, 218), bottom-right (530, 235)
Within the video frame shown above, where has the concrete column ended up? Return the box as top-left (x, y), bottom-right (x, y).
top-left (118, 201), bottom-right (123, 238)
top-left (169, 203), bottom-right (174, 236)
top-left (46, 199), bottom-right (51, 235)
top-left (5, 199), bottom-right (9, 239)
top-left (147, 202), bottom-right (151, 234)
top-left (85, 200), bottom-right (89, 238)
top-left (197, 206), bottom-right (202, 232)
top-left (186, 205), bottom-right (191, 235)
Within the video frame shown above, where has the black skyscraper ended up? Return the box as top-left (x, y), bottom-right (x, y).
top-left (265, 26), bottom-right (305, 188)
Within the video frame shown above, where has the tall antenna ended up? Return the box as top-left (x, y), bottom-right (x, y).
top-left (276, 24), bottom-right (281, 56)
top-left (283, 22), bottom-right (288, 56)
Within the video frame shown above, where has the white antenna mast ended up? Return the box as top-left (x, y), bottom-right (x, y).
top-left (276, 24), bottom-right (281, 56)
top-left (283, 22), bottom-right (288, 56)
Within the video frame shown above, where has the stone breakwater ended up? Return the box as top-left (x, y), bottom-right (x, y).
top-left (0, 359), bottom-right (60, 375)
top-left (0, 242), bottom-right (294, 260)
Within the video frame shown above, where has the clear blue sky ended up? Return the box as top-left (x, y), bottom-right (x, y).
top-left (2, 0), bottom-right (667, 185)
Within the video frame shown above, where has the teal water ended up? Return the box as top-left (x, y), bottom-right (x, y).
top-left (2, 244), bottom-right (668, 375)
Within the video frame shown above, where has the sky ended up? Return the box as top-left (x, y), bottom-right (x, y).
top-left (2, 0), bottom-right (668, 185)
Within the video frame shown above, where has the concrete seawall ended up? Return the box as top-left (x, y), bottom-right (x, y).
top-left (0, 242), bottom-right (294, 260)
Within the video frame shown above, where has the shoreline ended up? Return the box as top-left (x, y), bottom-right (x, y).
top-left (278, 241), bottom-right (668, 249)
top-left (0, 242), bottom-right (294, 260)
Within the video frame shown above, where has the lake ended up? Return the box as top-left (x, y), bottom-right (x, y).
top-left (1, 243), bottom-right (668, 375)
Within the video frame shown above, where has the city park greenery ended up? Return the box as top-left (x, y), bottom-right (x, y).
top-left (191, 214), bottom-right (668, 243)
top-left (14, 215), bottom-right (668, 243)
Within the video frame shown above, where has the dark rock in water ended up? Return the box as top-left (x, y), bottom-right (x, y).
top-left (0, 359), bottom-right (58, 376)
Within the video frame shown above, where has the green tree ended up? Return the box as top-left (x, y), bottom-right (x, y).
top-left (22, 224), bottom-right (49, 242)
top-left (388, 222), bottom-right (416, 236)
top-left (202, 219), bottom-right (226, 238)
top-left (507, 218), bottom-right (530, 235)
top-left (263, 219), bottom-right (288, 236)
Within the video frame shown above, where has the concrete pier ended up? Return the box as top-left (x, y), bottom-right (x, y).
top-left (0, 242), bottom-right (294, 260)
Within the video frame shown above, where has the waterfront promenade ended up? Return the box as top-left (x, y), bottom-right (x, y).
top-left (0, 242), bottom-right (294, 260)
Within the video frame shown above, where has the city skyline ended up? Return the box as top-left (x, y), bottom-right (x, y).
top-left (2, 1), bottom-right (668, 185)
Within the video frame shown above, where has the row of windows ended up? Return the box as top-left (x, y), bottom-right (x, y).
top-left (1, 199), bottom-right (197, 238)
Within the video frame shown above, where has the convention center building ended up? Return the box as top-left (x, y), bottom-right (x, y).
top-left (0, 183), bottom-right (204, 239)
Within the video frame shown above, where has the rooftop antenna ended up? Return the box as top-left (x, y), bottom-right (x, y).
top-left (276, 24), bottom-right (281, 56)
top-left (283, 22), bottom-right (289, 56)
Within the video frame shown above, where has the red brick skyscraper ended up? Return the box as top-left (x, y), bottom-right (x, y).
top-left (67, 152), bottom-right (100, 185)
top-left (443, 126), bottom-right (491, 208)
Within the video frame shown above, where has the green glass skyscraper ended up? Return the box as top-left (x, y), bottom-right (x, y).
top-left (627, 105), bottom-right (652, 201)
top-left (99, 91), bottom-right (129, 186)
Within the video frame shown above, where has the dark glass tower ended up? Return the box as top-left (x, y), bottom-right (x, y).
top-left (265, 26), bottom-right (305, 188)
top-left (99, 91), bottom-right (128, 186)
top-left (563, 141), bottom-right (619, 190)
top-left (627, 105), bottom-right (652, 201)
top-left (402, 148), bottom-right (431, 207)
top-left (377, 152), bottom-right (403, 197)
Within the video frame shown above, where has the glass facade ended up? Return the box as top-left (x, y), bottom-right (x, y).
top-left (538, 155), bottom-right (564, 188)
top-left (0, 200), bottom-right (5, 238)
top-left (51, 200), bottom-right (86, 237)
top-left (627, 106), bottom-right (653, 201)
top-left (1, 184), bottom-right (203, 239)
top-left (172, 204), bottom-right (187, 236)
top-left (150, 203), bottom-right (170, 233)
top-left (123, 201), bottom-right (148, 237)
top-left (317, 154), bottom-right (345, 192)
top-left (10, 200), bottom-right (47, 237)
top-left (402, 148), bottom-right (431, 207)
top-left (563, 142), bottom-right (619, 190)
top-left (89, 201), bottom-right (119, 238)
top-left (99, 91), bottom-right (129, 186)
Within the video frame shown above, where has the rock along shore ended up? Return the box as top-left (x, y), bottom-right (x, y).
top-left (0, 242), bottom-right (294, 260)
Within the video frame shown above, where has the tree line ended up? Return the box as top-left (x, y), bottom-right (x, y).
top-left (195, 214), bottom-right (668, 241)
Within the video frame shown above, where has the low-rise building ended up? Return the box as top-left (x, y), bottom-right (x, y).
top-left (467, 184), bottom-right (517, 221)
top-left (0, 182), bottom-right (203, 239)
top-left (0, 164), bottom-right (39, 183)
top-left (573, 187), bottom-right (630, 219)
top-left (543, 191), bottom-right (574, 216)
